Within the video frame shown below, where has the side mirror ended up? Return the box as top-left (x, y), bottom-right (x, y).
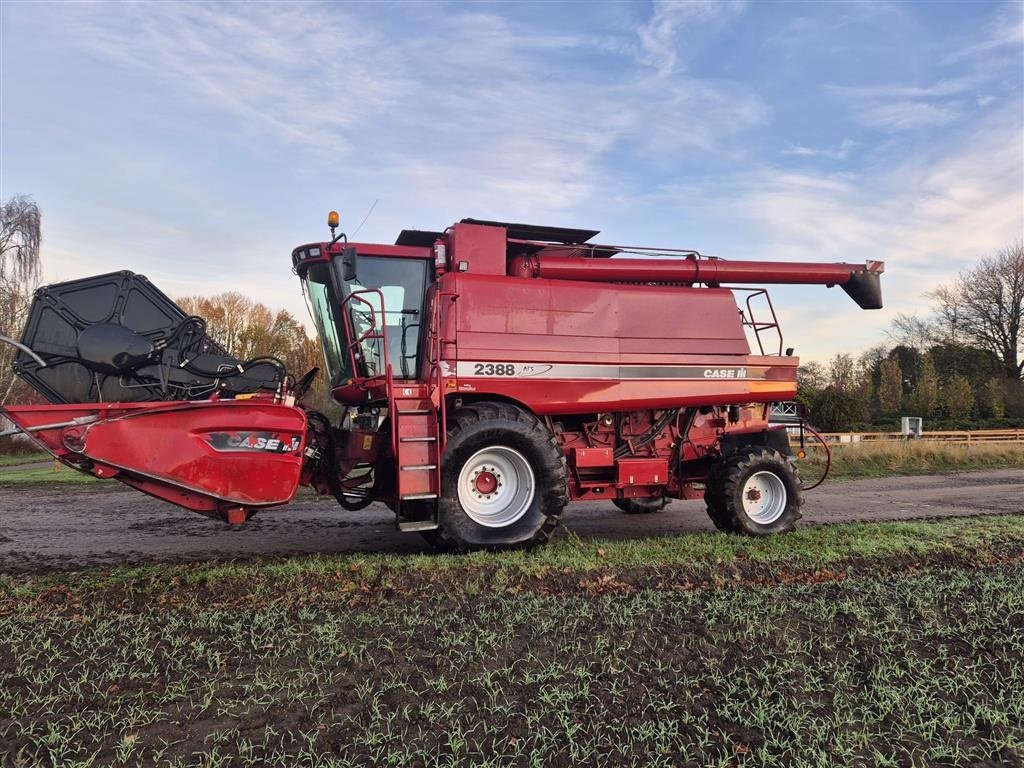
top-left (341, 247), bottom-right (358, 281)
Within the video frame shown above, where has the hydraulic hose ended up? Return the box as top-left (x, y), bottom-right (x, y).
top-left (614, 408), bottom-right (680, 459)
top-left (182, 355), bottom-right (288, 383)
top-left (799, 424), bottom-right (832, 490)
top-left (334, 470), bottom-right (377, 511)
top-left (0, 334), bottom-right (47, 368)
top-left (308, 410), bottom-right (377, 511)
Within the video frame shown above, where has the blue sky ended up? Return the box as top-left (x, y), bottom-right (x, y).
top-left (2, 0), bottom-right (1022, 362)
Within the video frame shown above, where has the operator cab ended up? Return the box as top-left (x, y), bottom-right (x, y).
top-left (293, 220), bottom-right (433, 403)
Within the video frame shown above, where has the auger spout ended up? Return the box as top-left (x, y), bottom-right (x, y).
top-left (507, 255), bottom-right (885, 309)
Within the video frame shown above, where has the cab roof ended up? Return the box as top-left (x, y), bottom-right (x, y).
top-left (394, 218), bottom-right (600, 248)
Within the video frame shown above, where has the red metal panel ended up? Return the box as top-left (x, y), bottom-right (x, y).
top-left (449, 223), bottom-right (508, 275)
top-left (438, 271), bottom-right (796, 414)
top-left (455, 331), bottom-right (618, 360)
top-left (451, 274), bottom-right (750, 359)
top-left (617, 458), bottom-right (669, 486)
top-left (572, 447), bottom-right (614, 468)
top-left (1, 400), bottom-right (307, 511)
top-left (345, 429), bottom-right (380, 463)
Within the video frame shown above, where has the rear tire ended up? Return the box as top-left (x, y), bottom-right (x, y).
top-left (704, 447), bottom-right (803, 535)
top-left (612, 496), bottom-right (669, 514)
top-left (431, 402), bottom-right (568, 552)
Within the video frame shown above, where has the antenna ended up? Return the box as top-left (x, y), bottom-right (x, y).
top-left (350, 199), bottom-right (379, 239)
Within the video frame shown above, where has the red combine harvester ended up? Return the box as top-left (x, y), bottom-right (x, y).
top-left (1, 216), bottom-right (883, 550)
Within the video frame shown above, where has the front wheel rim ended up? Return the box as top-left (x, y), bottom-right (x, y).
top-left (457, 446), bottom-right (535, 528)
top-left (741, 470), bottom-right (787, 524)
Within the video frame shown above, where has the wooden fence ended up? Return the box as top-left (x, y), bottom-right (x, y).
top-left (806, 429), bottom-right (1024, 446)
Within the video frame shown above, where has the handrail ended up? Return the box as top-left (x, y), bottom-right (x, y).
top-left (426, 290), bottom-right (459, 366)
top-left (386, 361), bottom-right (397, 462)
top-left (427, 292), bottom-right (440, 367)
top-left (738, 288), bottom-right (783, 356)
top-left (340, 288), bottom-right (389, 382)
top-left (427, 291), bottom-right (458, 455)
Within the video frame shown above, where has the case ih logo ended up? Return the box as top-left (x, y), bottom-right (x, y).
top-left (703, 367), bottom-right (747, 379)
top-left (205, 432), bottom-right (301, 454)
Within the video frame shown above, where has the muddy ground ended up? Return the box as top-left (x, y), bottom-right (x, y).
top-left (0, 468), bottom-right (1018, 571)
top-left (3, 529), bottom-right (1023, 766)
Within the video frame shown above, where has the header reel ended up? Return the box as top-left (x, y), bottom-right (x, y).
top-left (10, 271), bottom-right (285, 404)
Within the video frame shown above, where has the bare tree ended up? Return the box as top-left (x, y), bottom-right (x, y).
top-left (858, 344), bottom-right (889, 375)
top-left (0, 195), bottom-right (43, 408)
top-left (987, 377), bottom-right (1005, 419)
top-left (0, 195), bottom-right (42, 287)
top-left (931, 242), bottom-right (1024, 380)
top-left (889, 312), bottom-right (935, 350)
top-left (926, 284), bottom-right (965, 348)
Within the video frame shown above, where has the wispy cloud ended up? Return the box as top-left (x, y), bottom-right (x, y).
top-left (636, 0), bottom-right (747, 76)
top-left (743, 111), bottom-right (1020, 269)
top-left (782, 138), bottom-right (856, 160)
top-left (943, 0), bottom-right (1023, 64)
top-left (825, 77), bottom-right (982, 132)
top-left (825, 4), bottom-right (1022, 135)
top-left (826, 76), bottom-right (986, 101)
top-left (66, 3), bottom-right (412, 153)
top-left (856, 101), bottom-right (964, 131)
top-left (29, 1), bottom-right (763, 221)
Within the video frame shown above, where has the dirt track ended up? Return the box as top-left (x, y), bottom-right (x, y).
top-left (0, 469), bottom-right (1020, 571)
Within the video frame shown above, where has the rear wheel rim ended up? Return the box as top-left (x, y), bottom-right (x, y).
top-left (457, 446), bottom-right (535, 528)
top-left (741, 470), bottom-right (787, 524)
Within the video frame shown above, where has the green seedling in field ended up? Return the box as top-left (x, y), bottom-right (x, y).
top-left (1, 515), bottom-right (1023, 766)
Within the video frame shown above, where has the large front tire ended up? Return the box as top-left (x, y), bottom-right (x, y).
top-left (432, 402), bottom-right (568, 551)
top-left (704, 447), bottom-right (803, 535)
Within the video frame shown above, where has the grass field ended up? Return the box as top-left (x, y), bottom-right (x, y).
top-left (800, 441), bottom-right (1024, 480)
top-left (2, 516), bottom-right (1022, 767)
top-left (0, 452), bottom-right (49, 468)
top-left (0, 453), bottom-right (99, 484)
top-left (0, 466), bottom-right (100, 484)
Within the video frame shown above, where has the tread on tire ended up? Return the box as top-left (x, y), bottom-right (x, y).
top-left (429, 401), bottom-right (568, 552)
top-left (704, 447), bottom-right (803, 535)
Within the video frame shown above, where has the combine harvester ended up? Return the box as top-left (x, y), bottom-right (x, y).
top-left (0, 216), bottom-right (883, 550)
